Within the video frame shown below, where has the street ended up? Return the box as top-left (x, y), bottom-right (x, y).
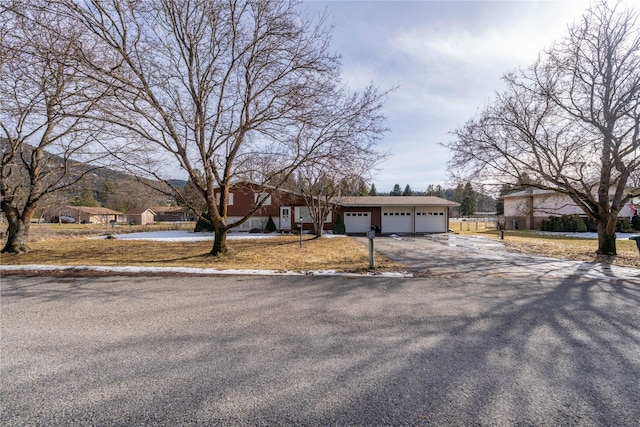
top-left (2, 257), bottom-right (639, 425)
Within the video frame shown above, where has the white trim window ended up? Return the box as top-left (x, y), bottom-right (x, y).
top-left (215, 193), bottom-right (234, 206)
top-left (255, 193), bottom-right (271, 206)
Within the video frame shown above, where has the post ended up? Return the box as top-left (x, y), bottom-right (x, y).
top-left (369, 239), bottom-right (374, 269)
top-left (299, 217), bottom-right (303, 248)
top-left (367, 228), bottom-right (376, 269)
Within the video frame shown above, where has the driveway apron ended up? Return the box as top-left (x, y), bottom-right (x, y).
top-left (358, 234), bottom-right (640, 283)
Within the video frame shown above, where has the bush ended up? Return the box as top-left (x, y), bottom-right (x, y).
top-left (194, 213), bottom-right (214, 232)
top-left (616, 218), bottom-right (633, 233)
top-left (333, 213), bottom-right (345, 234)
top-left (632, 215), bottom-right (640, 231)
top-left (265, 215), bottom-right (277, 233)
top-left (541, 214), bottom-right (587, 232)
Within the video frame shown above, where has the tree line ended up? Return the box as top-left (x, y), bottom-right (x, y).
top-left (366, 182), bottom-right (495, 217)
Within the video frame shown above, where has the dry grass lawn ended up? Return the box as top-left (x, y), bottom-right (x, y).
top-left (1, 225), bottom-right (403, 273)
top-left (451, 220), bottom-right (640, 269)
top-left (2, 222), bottom-right (639, 272)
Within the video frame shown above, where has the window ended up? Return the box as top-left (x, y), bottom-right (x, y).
top-left (255, 193), bottom-right (271, 206)
top-left (215, 193), bottom-right (234, 206)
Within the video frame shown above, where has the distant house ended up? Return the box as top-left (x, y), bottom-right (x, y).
top-left (336, 196), bottom-right (459, 234)
top-left (503, 188), bottom-right (639, 230)
top-left (125, 208), bottom-right (156, 225)
top-left (151, 206), bottom-right (196, 222)
top-left (43, 206), bottom-right (124, 224)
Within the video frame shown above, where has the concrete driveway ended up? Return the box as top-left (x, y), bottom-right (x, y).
top-left (359, 234), bottom-right (640, 283)
top-left (2, 261), bottom-right (639, 425)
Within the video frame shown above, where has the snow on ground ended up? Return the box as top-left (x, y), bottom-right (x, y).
top-left (93, 230), bottom-right (347, 242)
top-left (0, 264), bottom-right (411, 278)
top-left (538, 231), bottom-right (639, 240)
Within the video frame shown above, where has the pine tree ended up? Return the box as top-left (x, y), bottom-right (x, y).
top-left (265, 215), bottom-right (277, 232)
top-left (402, 184), bottom-right (413, 196)
top-left (460, 182), bottom-right (477, 217)
top-left (391, 183), bottom-right (402, 196)
top-left (333, 213), bottom-right (345, 234)
top-left (369, 183), bottom-right (378, 196)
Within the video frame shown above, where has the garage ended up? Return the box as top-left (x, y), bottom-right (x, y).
top-left (344, 212), bottom-right (371, 233)
top-left (415, 208), bottom-right (447, 233)
top-left (381, 207), bottom-right (414, 234)
top-left (338, 196), bottom-right (458, 235)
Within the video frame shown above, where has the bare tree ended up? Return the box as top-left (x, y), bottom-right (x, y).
top-left (446, 1), bottom-right (640, 256)
top-left (0, 3), bottom-right (108, 253)
top-left (292, 85), bottom-right (389, 236)
top-left (65, 0), bottom-right (385, 255)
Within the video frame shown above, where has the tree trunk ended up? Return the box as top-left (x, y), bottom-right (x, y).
top-left (211, 224), bottom-right (228, 256)
top-left (1, 206), bottom-right (30, 254)
top-left (596, 216), bottom-right (617, 256)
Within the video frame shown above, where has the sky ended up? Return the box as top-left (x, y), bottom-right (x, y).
top-left (303, 0), bottom-right (591, 194)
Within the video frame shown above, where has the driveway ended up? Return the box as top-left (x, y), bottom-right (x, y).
top-left (2, 266), bottom-right (639, 425)
top-left (358, 234), bottom-right (640, 283)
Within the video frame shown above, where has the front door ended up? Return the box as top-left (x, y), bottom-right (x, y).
top-left (280, 206), bottom-right (291, 230)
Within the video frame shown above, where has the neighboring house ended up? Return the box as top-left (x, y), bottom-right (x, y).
top-left (43, 206), bottom-right (124, 224)
top-left (152, 206), bottom-right (196, 222)
top-left (336, 196), bottom-right (459, 234)
top-left (125, 208), bottom-right (156, 225)
top-left (503, 188), bottom-right (639, 230)
top-left (214, 181), bottom-right (330, 232)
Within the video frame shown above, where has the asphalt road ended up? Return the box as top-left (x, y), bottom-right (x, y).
top-left (2, 239), bottom-right (640, 427)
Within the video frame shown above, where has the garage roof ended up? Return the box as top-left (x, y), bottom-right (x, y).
top-left (338, 196), bottom-right (459, 207)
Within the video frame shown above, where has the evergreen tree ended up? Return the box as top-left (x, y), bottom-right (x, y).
top-left (70, 189), bottom-right (100, 207)
top-left (402, 184), bottom-right (413, 196)
top-left (265, 216), bottom-right (277, 233)
top-left (333, 213), bottom-right (345, 234)
top-left (391, 183), bottom-right (402, 196)
top-left (369, 183), bottom-right (378, 196)
top-left (460, 182), bottom-right (477, 217)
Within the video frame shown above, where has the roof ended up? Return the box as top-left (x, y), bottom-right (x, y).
top-left (337, 196), bottom-right (459, 207)
top-left (151, 206), bottom-right (190, 213)
top-left (65, 206), bottom-right (123, 215)
top-left (125, 208), bottom-right (156, 215)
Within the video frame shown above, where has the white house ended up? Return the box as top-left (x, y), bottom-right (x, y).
top-left (503, 188), bottom-right (639, 230)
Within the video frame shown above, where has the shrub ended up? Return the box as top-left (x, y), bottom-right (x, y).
top-left (265, 215), bottom-right (277, 233)
top-left (194, 213), bottom-right (214, 232)
top-left (541, 214), bottom-right (587, 232)
top-left (333, 213), bottom-right (345, 234)
top-left (563, 214), bottom-right (588, 232)
top-left (616, 218), bottom-right (633, 233)
top-left (632, 215), bottom-right (640, 231)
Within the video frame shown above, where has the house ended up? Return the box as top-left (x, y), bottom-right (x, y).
top-left (151, 206), bottom-right (196, 222)
top-left (502, 188), bottom-right (639, 230)
top-left (336, 196), bottom-right (459, 234)
top-left (214, 181), bottom-right (332, 232)
top-left (210, 181), bottom-right (459, 234)
top-left (43, 206), bottom-right (124, 224)
top-left (125, 208), bottom-right (156, 225)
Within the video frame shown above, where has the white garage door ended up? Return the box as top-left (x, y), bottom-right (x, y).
top-left (382, 207), bottom-right (414, 233)
top-left (415, 208), bottom-right (446, 232)
top-left (344, 212), bottom-right (371, 233)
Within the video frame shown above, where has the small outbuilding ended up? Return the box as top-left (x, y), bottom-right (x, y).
top-left (125, 208), bottom-right (156, 225)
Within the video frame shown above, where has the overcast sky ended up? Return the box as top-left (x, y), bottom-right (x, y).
top-left (303, 0), bottom-right (591, 194)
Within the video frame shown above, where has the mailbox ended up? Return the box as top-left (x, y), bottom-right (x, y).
top-left (366, 229), bottom-right (376, 239)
